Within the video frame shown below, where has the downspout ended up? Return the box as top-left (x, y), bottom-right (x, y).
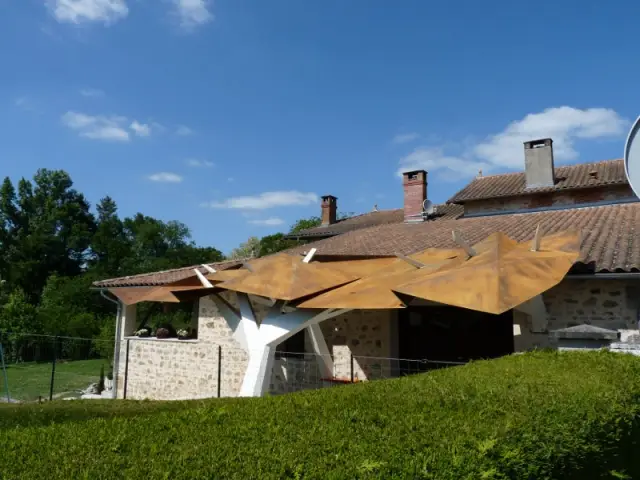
top-left (100, 289), bottom-right (122, 399)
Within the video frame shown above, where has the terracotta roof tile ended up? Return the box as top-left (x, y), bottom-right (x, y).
top-left (287, 202), bottom-right (640, 273)
top-left (448, 159), bottom-right (628, 203)
top-left (288, 204), bottom-right (463, 238)
top-left (92, 259), bottom-right (243, 288)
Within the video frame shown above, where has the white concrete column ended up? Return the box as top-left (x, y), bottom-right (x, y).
top-left (307, 323), bottom-right (333, 378)
top-left (120, 304), bottom-right (138, 339)
top-left (212, 292), bottom-right (349, 397)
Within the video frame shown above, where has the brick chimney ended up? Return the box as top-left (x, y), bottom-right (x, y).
top-left (524, 138), bottom-right (555, 188)
top-left (403, 170), bottom-right (427, 223)
top-left (321, 195), bottom-right (337, 226)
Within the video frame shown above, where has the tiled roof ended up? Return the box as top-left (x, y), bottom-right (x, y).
top-left (448, 159), bottom-right (628, 204)
top-left (288, 204), bottom-right (463, 238)
top-left (92, 259), bottom-right (243, 288)
top-left (287, 202), bottom-right (640, 273)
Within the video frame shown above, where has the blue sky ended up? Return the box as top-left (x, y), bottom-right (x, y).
top-left (1, 0), bottom-right (638, 254)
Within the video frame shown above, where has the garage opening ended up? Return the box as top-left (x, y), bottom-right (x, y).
top-left (397, 306), bottom-right (514, 374)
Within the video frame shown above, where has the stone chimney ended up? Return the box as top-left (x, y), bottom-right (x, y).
top-left (321, 195), bottom-right (337, 226)
top-left (403, 170), bottom-right (427, 222)
top-left (524, 138), bottom-right (555, 188)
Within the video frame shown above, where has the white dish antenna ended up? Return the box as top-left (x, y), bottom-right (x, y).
top-left (624, 116), bottom-right (640, 199)
top-left (422, 199), bottom-right (435, 215)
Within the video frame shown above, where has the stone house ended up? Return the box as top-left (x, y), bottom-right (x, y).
top-left (94, 138), bottom-right (640, 400)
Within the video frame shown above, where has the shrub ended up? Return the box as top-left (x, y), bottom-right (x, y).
top-left (1, 351), bottom-right (640, 479)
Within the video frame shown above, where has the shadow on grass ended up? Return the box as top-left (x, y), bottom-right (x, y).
top-left (0, 397), bottom-right (233, 430)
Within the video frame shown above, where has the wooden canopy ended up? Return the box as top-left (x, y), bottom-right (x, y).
top-left (392, 230), bottom-right (581, 314)
top-left (296, 251), bottom-right (465, 309)
top-left (214, 253), bottom-right (359, 301)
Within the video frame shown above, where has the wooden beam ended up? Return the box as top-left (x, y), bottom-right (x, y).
top-left (201, 264), bottom-right (217, 274)
top-left (302, 248), bottom-right (317, 264)
top-left (395, 253), bottom-right (424, 269)
top-left (530, 224), bottom-right (542, 252)
top-left (193, 269), bottom-right (214, 288)
top-left (452, 229), bottom-right (476, 257)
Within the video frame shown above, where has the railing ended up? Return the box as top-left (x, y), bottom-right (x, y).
top-left (1, 333), bottom-right (466, 402)
top-left (0, 332), bottom-right (114, 403)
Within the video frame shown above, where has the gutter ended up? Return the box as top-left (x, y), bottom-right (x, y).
top-left (565, 273), bottom-right (640, 280)
top-left (460, 197), bottom-right (638, 219)
top-left (99, 289), bottom-right (122, 399)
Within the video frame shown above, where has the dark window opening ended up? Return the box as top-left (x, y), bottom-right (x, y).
top-left (276, 330), bottom-right (306, 359)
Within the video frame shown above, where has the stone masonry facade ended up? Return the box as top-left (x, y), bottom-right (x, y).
top-left (116, 279), bottom-right (639, 400)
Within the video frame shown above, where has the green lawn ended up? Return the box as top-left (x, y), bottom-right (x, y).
top-left (1, 359), bottom-right (107, 402)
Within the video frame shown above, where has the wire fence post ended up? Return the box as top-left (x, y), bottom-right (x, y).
top-left (49, 336), bottom-right (58, 401)
top-left (350, 353), bottom-right (354, 383)
top-left (123, 339), bottom-right (130, 400)
top-left (217, 345), bottom-right (222, 398)
top-left (0, 343), bottom-right (10, 403)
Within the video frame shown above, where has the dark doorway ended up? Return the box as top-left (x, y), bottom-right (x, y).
top-left (397, 306), bottom-right (514, 374)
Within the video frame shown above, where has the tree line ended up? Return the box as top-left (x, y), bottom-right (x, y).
top-left (0, 168), bottom-right (341, 346)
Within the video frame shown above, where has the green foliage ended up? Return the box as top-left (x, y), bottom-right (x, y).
top-left (0, 169), bottom-right (225, 341)
top-left (1, 351), bottom-right (640, 479)
top-left (0, 288), bottom-right (39, 334)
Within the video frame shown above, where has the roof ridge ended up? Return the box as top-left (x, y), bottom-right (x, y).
top-left (471, 158), bottom-right (624, 180)
top-left (96, 259), bottom-right (241, 284)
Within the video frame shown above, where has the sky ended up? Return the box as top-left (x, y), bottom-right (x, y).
top-left (1, 0), bottom-right (639, 254)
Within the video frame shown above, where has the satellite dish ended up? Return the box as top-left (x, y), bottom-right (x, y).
top-left (422, 199), bottom-right (435, 215)
top-left (624, 116), bottom-right (640, 199)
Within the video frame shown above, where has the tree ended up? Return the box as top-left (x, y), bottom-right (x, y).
top-left (289, 216), bottom-right (321, 234)
top-left (90, 196), bottom-right (131, 277)
top-left (0, 288), bottom-right (39, 334)
top-left (0, 170), bottom-right (95, 301)
top-left (229, 237), bottom-right (261, 260)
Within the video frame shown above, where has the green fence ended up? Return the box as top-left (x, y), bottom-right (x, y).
top-left (0, 332), bottom-right (114, 403)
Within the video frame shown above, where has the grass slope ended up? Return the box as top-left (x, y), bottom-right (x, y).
top-left (1, 351), bottom-right (640, 479)
top-left (1, 359), bottom-right (105, 402)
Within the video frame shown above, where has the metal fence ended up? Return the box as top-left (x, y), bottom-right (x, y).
top-left (0, 332), bottom-right (114, 403)
top-left (1, 333), bottom-right (466, 402)
top-left (269, 350), bottom-right (467, 395)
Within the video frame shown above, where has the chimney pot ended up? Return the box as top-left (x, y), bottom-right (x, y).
top-left (321, 195), bottom-right (337, 226)
top-left (402, 170), bottom-right (427, 222)
top-left (524, 138), bottom-right (555, 188)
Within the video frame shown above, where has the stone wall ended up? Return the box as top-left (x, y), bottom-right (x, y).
top-left (514, 279), bottom-right (639, 351)
top-left (321, 310), bottom-right (394, 381)
top-left (463, 185), bottom-right (634, 215)
top-left (116, 292), bottom-right (252, 400)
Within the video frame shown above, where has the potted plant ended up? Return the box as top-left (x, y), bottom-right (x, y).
top-left (134, 327), bottom-right (151, 338)
top-left (155, 323), bottom-right (176, 339)
top-left (177, 328), bottom-right (191, 340)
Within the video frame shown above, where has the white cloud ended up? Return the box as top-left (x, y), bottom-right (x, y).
top-left (397, 106), bottom-right (628, 180)
top-left (80, 88), bottom-right (105, 97)
top-left (130, 120), bottom-right (151, 137)
top-left (186, 159), bottom-right (214, 168)
top-left (248, 217), bottom-right (285, 227)
top-left (47, 0), bottom-right (129, 25)
top-left (172, 0), bottom-right (213, 30)
top-left (392, 132), bottom-right (420, 144)
top-left (62, 111), bottom-right (161, 141)
top-left (61, 111), bottom-right (130, 141)
top-left (148, 172), bottom-right (183, 183)
top-left (176, 125), bottom-right (194, 136)
top-left (203, 191), bottom-right (318, 210)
